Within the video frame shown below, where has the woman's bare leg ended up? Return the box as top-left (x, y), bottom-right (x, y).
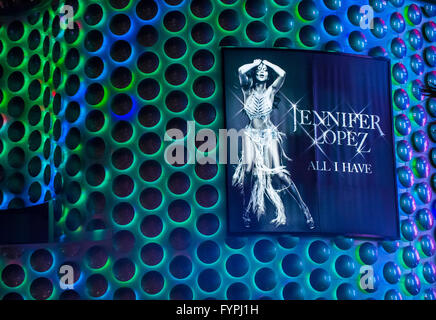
top-left (241, 134), bottom-right (255, 226)
top-left (265, 140), bottom-right (287, 226)
top-left (268, 140), bottom-right (315, 229)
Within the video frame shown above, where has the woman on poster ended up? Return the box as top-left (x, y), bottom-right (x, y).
top-left (233, 59), bottom-right (315, 229)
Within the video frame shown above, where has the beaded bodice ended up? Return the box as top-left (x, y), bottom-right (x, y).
top-left (244, 89), bottom-right (273, 120)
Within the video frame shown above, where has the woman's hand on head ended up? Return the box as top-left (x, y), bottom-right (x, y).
top-left (253, 59), bottom-right (262, 66)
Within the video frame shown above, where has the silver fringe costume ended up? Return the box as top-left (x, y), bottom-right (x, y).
top-left (232, 125), bottom-right (292, 224)
top-left (231, 68), bottom-right (294, 225)
top-left (231, 59), bottom-right (314, 229)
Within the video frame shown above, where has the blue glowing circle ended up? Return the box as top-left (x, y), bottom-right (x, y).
top-left (431, 148), bottom-right (436, 167)
top-left (226, 254), bottom-right (249, 277)
top-left (397, 166), bottom-right (414, 188)
top-left (390, 12), bottom-right (405, 33)
top-left (324, 40), bottom-right (342, 52)
top-left (432, 173), bottom-right (436, 192)
top-left (395, 114), bottom-right (411, 136)
top-left (273, 11), bottom-right (294, 32)
top-left (396, 140), bottom-right (413, 161)
top-left (169, 227), bottom-right (191, 250)
top-left (324, 0), bottom-right (342, 10)
top-left (428, 98), bottom-right (436, 117)
top-left (410, 54), bottom-right (424, 75)
top-left (255, 268), bottom-right (277, 291)
top-left (298, 0), bottom-right (319, 21)
top-left (246, 21), bottom-right (268, 43)
top-left (282, 253), bottom-right (303, 277)
top-left (197, 240), bottom-right (220, 264)
top-left (363, 272), bottom-right (379, 293)
top-left (310, 268), bottom-right (331, 292)
top-left (369, 46), bottom-right (388, 57)
top-left (411, 79), bottom-right (424, 101)
top-left (424, 46), bottom-right (436, 67)
top-left (299, 25), bottom-right (320, 47)
top-left (370, 0), bottom-right (387, 12)
top-left (412, 130), bottom-right (429, 152)
top-left (169, 255), bottom-right (193, 279)
top-left (399, 192), bottom-right (417, 214)
top-left (383, 261), bottom-right (402, 284)
top-left (334, 236), bottom-right (354, 250)
top-left (359, 242), bottom-right (378, 265)
top-left (372, 17), bottom-right (387, 38)
top-left (245, 0), bottom-right (267, 18)
top-left (420, 235), bottom-right (436, 257)
top-left (382, 240), bottom-right (400, 253)
top-left (389, 0), bottom-right (404, 8)
top-left (414, 156), bottom-right (430, 178)
top-left (427, 71), bottom-right (436, 87)
top-left (415, 182), bottom-right (432, 204)
top-left (408, 29), bottom-right (423, 50)
top-left (422, 261), bottom-right (436, 284)
top-left (170, 284), bottom-right (193, 300)
top-left (308, 240), bottom-right (330, 264)
top-left (225, 237), bottom-right (246, 249)
top-left (392, 63), bottom-right (408, 84)
top-left (277, 235), bottom-right (299, 249)
top-left (384, 289), bottom-right (403, 300)
top-left (196, 213), bottom-right (220, 236)
top-left (407, 4), bottom-right (422, 26)
top-left (253, 239), bottom-right (276, 263)
top-left (198, 268), bottom-right (221, 292)
top-left (423, 4), bottom-right (436, 17)
top-left (2, 0), bottom-right (436, 302)
top-left (323, 15), bottom-right (343, 36)
top-left (404, 272), bottom-right (421, 296)
top-left (416, 208), bottom-right (434, 230)
top-left (142, 271), bottom-right (164, 296)
top-left (283, 282), bottom-right (304, 300)
top-left (424, 288), bottom-right (436, 300)
top-left (227, 282), bottom-right (250, 299)
top-left (423, 21), bottom-right (436, 42)
top-left (394, 88), bottom-right (410, 110)
top-left (411, 105), bottom-right (427, 127)
top-left (336, 283), bottom-right (356, 300)
top-left (347, 5), bottom-right (362, 27)
top-left (400, 219), bottom-right (418, 241)
top-left (402, 245), bottom-right (420, 268)
top-left (391, 37), bottom-right (407, 59)
top-left (335, 255), bottom-right (355, 278)
top-left (348, 31), bottom-right (367, 52)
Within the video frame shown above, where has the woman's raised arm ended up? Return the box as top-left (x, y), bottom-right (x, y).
top-left (262, 60), bottom-right (286, 93)
top-left (238, 59), bottom-right (262, 89)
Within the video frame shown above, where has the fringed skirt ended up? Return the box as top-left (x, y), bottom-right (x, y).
top-left (232, 125), bottom-right (291, 222)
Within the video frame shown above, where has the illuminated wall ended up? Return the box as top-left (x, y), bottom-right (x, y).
top-left (0, 0), bottom-right (435, 300)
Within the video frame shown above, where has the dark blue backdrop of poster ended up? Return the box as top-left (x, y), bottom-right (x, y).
top-left (223, 48), bottom-right (399, 239)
